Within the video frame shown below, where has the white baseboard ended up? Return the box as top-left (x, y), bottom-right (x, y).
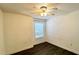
top-left (5, 41), bottom-right (79, 55)
top-left (5, 45), bottom-right (34, 55)
top-left (47, 41), bottom-right (79, 55)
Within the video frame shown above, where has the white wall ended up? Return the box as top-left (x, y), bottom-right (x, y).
top-left (0, 10), bottom-right (5, 54)
top-left (4, 12), bottom-right (35, 54)
top-left (46, 10), bottom-right (79, 54)
top-left (0, 9), bottom-right (5, 54)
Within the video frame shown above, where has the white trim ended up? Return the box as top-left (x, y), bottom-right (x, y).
top-left (47, 41), bottom-right (79, 55)
top-left (5, 45), bottom-right (34, 55)
top-left (33, 19), bottom-right (46, 45)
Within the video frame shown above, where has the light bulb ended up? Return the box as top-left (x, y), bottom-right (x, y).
top-left (40, 13), bottom-right (47, 16)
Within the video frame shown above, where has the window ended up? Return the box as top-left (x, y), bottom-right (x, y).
top-left (35, 22), bottom-right (44, 38)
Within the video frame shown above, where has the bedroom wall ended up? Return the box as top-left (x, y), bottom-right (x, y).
top-left (0, 9), bottom-right (5, 54)
top-left (46, 10), bottom-right (79, 54)
top-left (4, 12), bottom-right (35, 54)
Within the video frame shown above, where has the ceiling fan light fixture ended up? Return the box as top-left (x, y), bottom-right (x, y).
top-left (39, 5), bottom-right (57, 16)
top-left (40, 12), bottom-right (47, 16)
top-left (40, 6), bottom-right (47, 16)
top-left (40, 6), bottom-right (47, 12)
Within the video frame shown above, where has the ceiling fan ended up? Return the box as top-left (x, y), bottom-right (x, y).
top-left (31, 3), bottom-right (59, 16)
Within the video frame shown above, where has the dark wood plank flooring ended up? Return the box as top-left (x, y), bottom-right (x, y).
top-left (13, 42), bottom-right (76, 55)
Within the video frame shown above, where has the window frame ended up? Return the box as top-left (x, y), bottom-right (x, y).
top-left (34, 20), bottom-right (46, 39)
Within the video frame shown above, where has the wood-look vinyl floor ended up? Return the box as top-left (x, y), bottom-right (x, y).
top-left (13, 42), bottom-right (76, 55)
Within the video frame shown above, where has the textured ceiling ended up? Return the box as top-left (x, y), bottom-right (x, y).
top-left (0, 3), bottom-right (79, 17)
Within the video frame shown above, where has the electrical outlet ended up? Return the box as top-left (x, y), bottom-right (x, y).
top-left (70, 43), bottom-right (72, 46)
